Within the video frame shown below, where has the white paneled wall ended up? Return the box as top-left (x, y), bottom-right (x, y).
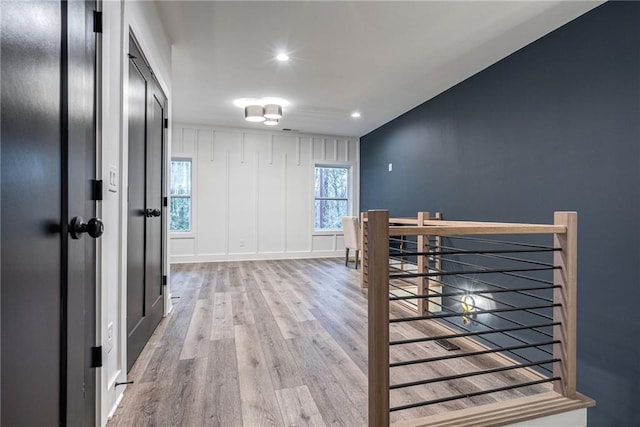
top-left (170, 124), bottom-right (359, 263)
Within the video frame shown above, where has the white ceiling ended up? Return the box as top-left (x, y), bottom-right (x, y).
top-left (156, 1), bottom-right (603, 138)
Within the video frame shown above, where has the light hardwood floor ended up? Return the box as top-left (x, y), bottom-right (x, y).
top-left (108, 258), bottom-right (549, 427)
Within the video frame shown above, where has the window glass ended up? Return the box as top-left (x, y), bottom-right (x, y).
top-left (314, 166), bottom-right (350, 231)
top-left (315, 199), bottom-right (348, 230)
top-left (170, 160), bottom-right (191, 196)
top-left (314, 167), bottom-right (348, 198)
top-left (170, 159), bottom-right (191, 232)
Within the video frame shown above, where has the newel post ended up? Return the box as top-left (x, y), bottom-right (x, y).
top-left (553, 211), bottom-right (577, 398)
top-left (368, 210), bottom-right (390, 427)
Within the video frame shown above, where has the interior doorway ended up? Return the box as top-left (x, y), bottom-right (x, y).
top-left (126, 34), bottom-right (168, 371)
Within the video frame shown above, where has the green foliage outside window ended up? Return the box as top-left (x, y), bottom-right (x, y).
top-left (170, 159), bottom-right (191, 231)
top-left (314, 166), bottom-right (350, 230)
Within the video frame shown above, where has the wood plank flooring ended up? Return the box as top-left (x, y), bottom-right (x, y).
top-left (108, 258), bottom-right (549, 427)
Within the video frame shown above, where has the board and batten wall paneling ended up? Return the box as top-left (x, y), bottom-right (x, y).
top-left (170, 125), bottom-right (359, 263)
top-left (195, 128), bottom-right (226, 256)
top-left (285, 136), bottom-right (311, 252)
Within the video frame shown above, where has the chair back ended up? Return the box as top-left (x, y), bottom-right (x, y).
top-left (342, 216), bottom-right (361, 250)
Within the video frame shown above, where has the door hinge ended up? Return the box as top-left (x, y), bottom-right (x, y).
top-left (162, 275), bottom-right (167, 286)
top-left (93, 11), bottom-right (103, 34)
top-left (90, 346), bottom-right (103, 368)
top-left (91, 179), bottom-right (103, 201)
top-left (163, 196), bottom-right (168, 207)
top-left (164, 118), bottom-right (169, 129)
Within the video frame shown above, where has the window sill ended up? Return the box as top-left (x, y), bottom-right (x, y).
top-left (313, 229), bottom-right (344, 236)
top-left (170, 232), bottom-right (195, 239)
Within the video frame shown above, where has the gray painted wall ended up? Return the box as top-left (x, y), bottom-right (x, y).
top-left (360, 2), bottom-right (640, 425)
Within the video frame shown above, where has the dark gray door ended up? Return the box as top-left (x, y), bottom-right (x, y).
top-left (1, 0), bottom-right (98, 425)
top-left (66, 1), bottom-right (99, 425)
top-left (126, 35), bottom-right (166, 371)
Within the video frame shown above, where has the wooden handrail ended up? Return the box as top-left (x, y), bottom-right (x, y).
top-left (365, 217), bottom-right (567, 229)
top-left (388, 224), bottom-right (565, 236)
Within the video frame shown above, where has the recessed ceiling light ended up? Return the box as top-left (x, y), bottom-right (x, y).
top-left (351, 111), bottom-right (361, 118)
top-left (276, 52), bottom-right (289, 62)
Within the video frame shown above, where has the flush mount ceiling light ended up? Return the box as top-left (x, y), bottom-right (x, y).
top-left (235, 97), bottom-right (289, 126)
top-left (264, 104), bottom-right (283, 119)
top-left (245, 105), bottom-right (265, 122)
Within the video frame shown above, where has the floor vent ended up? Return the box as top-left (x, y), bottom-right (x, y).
top-left (435, 339), bottom-right (460, 351)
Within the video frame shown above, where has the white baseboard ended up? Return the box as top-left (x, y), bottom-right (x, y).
top-left (170, 250), bottom-right (344, 264)
top-left (107, 391), bottom-right (124, 421)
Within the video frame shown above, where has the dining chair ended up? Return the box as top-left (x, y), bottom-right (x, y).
top-left (342, 216), bottom-right (361, 269)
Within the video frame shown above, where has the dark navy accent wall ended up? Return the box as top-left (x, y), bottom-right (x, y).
top-left (360, 2), bottom-right (640, 425)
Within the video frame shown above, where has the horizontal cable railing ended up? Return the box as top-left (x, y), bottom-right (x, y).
top-left (365, 210), bottom-right (585, 427)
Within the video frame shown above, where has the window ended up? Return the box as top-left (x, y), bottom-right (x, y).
top-left (314, 165), bottom-right (350, 231)
top-left (170, 159), bottom-right (192, 232)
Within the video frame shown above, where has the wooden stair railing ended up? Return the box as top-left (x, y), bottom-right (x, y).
top-left (366, 210), bottom-right (594, 427)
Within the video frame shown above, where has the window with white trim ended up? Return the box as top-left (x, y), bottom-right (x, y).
top-left (314, 165), bottom-right (351, 231)
top-left (170, 158), bottom-right (192, 232)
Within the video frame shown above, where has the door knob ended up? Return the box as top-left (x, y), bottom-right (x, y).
top-left (145, 208), bottom-right (162, 218)
top-left (69, 217), bottom-right (104, 239)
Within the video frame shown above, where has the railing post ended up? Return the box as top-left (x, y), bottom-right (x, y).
top-left (361, 211), bottom-right (369, 289)
top-left (399, 234), bottom-right (405, 272)
top-left (368, 210), bottom-right (390, 427)
top-left (417, 212), bottom-right (430, 315)
top-left (431, 212), bottom-right (443, 313)
top-left (553, 211), bottom-right (577, 398)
